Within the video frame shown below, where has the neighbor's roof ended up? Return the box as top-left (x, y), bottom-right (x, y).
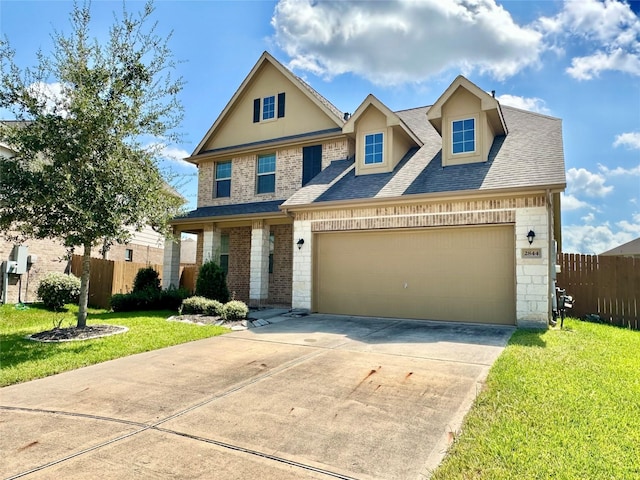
top-left (600, 237), bottom-right (640, 256)
top-left (283, 104), bottom-right (566, 207)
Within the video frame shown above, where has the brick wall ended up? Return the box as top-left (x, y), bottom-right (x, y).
top-left (224, 226), bottom-right (251, 302)
top-left (198, 138), bottom-right (354, 209)
top-left (0, 238), bottom-right (70, 304)
top-left (268, 224), bottom-right (292, 305)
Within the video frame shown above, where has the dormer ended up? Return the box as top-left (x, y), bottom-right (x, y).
top-left (427, 76), bottom-right (507, 167)
top-left (343, 95), bottom-right (422, 176)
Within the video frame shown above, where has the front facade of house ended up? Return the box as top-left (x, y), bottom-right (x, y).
top-left (164, 52), bottom-right (566, 328)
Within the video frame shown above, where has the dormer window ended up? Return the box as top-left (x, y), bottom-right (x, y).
top-left (452, 118), bottom-right (475, 154)
top-left (364, 133), bottom-right (384, 164)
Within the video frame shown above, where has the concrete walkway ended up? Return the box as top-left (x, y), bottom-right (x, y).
top-left (1, 315), bottom-right (514, 479)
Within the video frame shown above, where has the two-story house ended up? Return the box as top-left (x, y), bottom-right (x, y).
top-left (164, 52), bottom-right (566, 328)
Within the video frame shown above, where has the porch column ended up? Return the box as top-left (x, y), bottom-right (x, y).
top-left (249, 220), bottom-right (270, 306)
top-left (162, 231), bottom-right (181, 289)
top-left (202, 224), bottom-right (221, 264)
top-left (292, 219), bottom-right (312, 311)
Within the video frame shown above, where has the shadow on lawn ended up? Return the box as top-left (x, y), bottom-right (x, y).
top-left (508, 329), bottom-right (546, 348)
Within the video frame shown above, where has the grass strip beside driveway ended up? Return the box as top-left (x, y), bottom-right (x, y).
top-left (432, 318), bottom-right (640, 479)
top-left (0, 304), bottom-right (229, 387)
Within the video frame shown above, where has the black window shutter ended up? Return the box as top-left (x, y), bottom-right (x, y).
top-left (253, 98), bottom-right (260, 123)
top-left (277, 92), bottom-right (286, 118)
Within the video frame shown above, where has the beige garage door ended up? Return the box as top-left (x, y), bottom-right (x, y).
top-left (314, 225), bottom-right (515, 324)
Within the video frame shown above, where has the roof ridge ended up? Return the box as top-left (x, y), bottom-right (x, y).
top-left (294, 73), bottom-right (345, 123)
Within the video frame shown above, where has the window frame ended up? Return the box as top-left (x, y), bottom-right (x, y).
top-left (214, 161), bottom-right (232, 198)
top-left (256, 153), bottom-right (276, 194)
top-left (364, 132), bottom-right (384, 165)
top-left (220, 234), bottom-right (229, 275)
top-left (124, 249), bottom-right (133, 262)
top-left (452, 118), bottom-right (476, 155)
top-left (262, 95), bottom-right (275, 121)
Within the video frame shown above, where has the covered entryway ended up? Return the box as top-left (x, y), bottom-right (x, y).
top-left (314, 225), bottom-right (515, 324)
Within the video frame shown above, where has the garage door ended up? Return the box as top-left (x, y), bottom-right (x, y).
top-left (314, 225), bottom-right (515, 324)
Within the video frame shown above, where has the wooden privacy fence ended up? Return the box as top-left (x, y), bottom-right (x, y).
top-left (556, 253), bottom-right (639, 329)
top-left (71, 255), bottom-right (163, 309)
top-left (179, 264), bottom-right (198, 294)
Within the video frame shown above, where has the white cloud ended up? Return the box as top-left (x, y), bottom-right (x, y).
top-left (144, 141), bottom-right (193, 167)
top-left (538, 0), bottom-right (640, 80)
top-left (598, 163), bottom-right (640, 176)
top-left (562, 222), bottom-right (635, 254)
top-left (496, 94), bottom-right (550, 114)
top-left (561, 193), bottom-right (591, 211)
top-left (27, 81), bottom-right (69, 116)
top-left (272, 0), bottom-right (543, 85)
top-left (581, 212), bottom-right (595, 222)
top-left (566, 167), bottom-right (614, 198)
top-left (613, 131), bottom-right (640, 149)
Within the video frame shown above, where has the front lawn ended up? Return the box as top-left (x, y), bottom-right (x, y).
top-left (432, 318), bottom-right (640, 479)
top-left (0, 303), bottom-right (229, 387)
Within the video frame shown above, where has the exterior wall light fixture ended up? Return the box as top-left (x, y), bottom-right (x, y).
top-left (296, 238), bottom-right (305, 250)
top-left (527, 230), bottom-right (536, 245)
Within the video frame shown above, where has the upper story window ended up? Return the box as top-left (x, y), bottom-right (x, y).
top-left (452, 118), bottom-right (475, 154)
top-left (257, 154), bottom-right (276, 194)
top-left (262, 96), bottom-right (275, 120)
top-left (253, 92), bottom-right (286, 123)
top-left (215, 161), bottom-right (231, 198)
top-left (364, 133), bottom-right (384, 164)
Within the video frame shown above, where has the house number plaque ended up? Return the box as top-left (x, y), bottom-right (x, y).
top-left (522, 248), bottom-right (542, 259)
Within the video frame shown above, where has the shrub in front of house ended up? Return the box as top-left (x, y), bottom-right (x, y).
top-left (37, 272), bottom-right (81, 311)
top-left (222, 300), bottom-right (249, 320)
top-left (110, 287), bottom-right (189, 312)
top-left (132, 266), bottom-right (161, 293)
top-left (180, 296), bottom-right (224, 316)
top-left (195, 260), bottom-right (230, 303)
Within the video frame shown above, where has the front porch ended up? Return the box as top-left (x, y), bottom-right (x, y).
top-left (163, 219), bottom-right (293, 307)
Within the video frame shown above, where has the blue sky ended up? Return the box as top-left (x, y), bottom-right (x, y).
top-left (1, 0), bottom-right (639, 254)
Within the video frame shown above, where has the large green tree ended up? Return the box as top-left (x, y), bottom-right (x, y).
top-left (0, 1), bottom-right (184, 327)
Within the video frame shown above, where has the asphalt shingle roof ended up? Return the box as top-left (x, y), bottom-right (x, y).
top-left (283, 104), bottom-right (565, 206)
top-left (176, 200), bottom-right (284, 220)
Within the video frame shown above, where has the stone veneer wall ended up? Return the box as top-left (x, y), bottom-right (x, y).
top-left (197, 138), bottom-right (353, 208)
top-left (268, 224), bottom-right (293, 305)
top-left (292, 194), bottom-right (552, 328)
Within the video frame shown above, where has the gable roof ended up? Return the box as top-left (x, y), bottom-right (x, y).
top-left (283, 104), bottom-right (565, 208)
top-left (191, 52), bottom-right (345, 158)
top-left (342, 94), bottom-right (423, 146)
top-left (427, 75), bottom-right (507, 137)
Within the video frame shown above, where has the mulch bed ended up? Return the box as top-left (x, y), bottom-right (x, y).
top-left (28, 325), bottom-right (128, 343)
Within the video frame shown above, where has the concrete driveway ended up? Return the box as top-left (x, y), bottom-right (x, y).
top-left (1, 315), bottom-right (514, 480)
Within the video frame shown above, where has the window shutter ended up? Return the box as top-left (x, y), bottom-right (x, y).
top-left (253, 98), bottom-right (260, 123)
top-left (277, 92), bottom-right (286, 118)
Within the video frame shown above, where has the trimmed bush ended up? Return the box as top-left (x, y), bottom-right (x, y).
top-left (37, 272), bottom-right (81, 311)
top-left (132, 267), bottom-right (161, 293)
top-left (222, 300), bottom-right (249, 320)
top-left (180, 296), bottom-right (223, 316)
top-left (110, 287), bottom-right (189, 312)
top-left (195, 260), bottom-right (229, 303)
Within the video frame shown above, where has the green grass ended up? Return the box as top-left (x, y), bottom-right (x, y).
top-left (0, 303), bottom-right (229, 387)
top-left (432, 319), bottom-right (640, 479)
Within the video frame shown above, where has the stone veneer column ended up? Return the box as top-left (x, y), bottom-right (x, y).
top-left (162, 233), bottom-right (181, 289)
top-left (291, 220), bottom-right (312, 311)
top-left (515, 206), bottom-right (550, 328)
top-left (249, 220), bottom-right (270, 305)
top-left (202, 224), bottom-right (221, 263)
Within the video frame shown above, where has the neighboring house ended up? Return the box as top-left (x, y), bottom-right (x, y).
top-left (163, 52), bottom-right (566, 328)
top-left (600, 237), bottom-right (640, 258)
top-left (0, 136), bottom-right (180, 304)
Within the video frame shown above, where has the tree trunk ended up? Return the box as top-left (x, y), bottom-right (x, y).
top-left (77, 243), bottom-right (91, 328)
